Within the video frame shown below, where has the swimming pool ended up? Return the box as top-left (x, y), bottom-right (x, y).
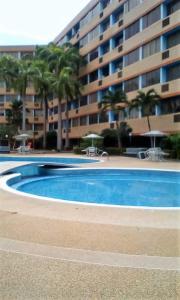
top-left (0, 156), bottom-right (97, 164)
top-left (9, 168), bottom-right (180, 208)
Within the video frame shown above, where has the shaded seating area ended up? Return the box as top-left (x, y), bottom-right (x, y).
top-left (138, 148), bottom-right (169, 161)
top-left (82, 147), bottom-right (109, 158)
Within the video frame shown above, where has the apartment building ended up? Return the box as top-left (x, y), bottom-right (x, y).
top-left (0, 45), bottom-right (44, 139)
top-left (51, 0), bottom-right (180, 144)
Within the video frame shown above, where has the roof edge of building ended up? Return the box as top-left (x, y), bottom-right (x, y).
top-left (53, 0), bottom-right (99, 44)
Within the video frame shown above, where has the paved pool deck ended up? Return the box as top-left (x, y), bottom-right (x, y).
top-left (0, 154), bottom-right (180, 299)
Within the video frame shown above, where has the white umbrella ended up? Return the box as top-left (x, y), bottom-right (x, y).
top-left (142, 130), bottom-right (168, 148)
top-left (82, 134), bottom-right (103, 147)
top-left (15, 133), bottom-right (32, 147)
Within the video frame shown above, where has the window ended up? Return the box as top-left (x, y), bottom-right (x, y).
top-left (124, 48), bottom-right (139, 66)
top-left (61, 103), bottom-right (65, 113)
top-left (129, 107), bottom-right (139, 119)
top-left (101, 18), bottom-right (110, 33)
top-left (167, 0), bottom-right (180, 15)
top-left (125, 20), bottom-right (140, 40)
top-left (124, 0), bottom-right (141, 13)
top-left (89, 92), bottom-right (97, 104)
top-left (113, 59), bottom-right (123, 73)
top-left (167, 64), bottom-right (180, 81)
top-left (100, 65), bottom-right (109, 78)
top-left (124, 77), bottom-right (139, 92)
top-left (72, 118), bottom-right (79, 127)
top-left (100, 41), bottom-right (110, 55)
top-left (142, 37), bottom-right (160, 58)
top-left (89, 26), bottom-right (100, 42)
top-left (99, 112), bottom-right (108, 123)
top-left (167, 31), bottom-right (180, 49)
top-left (80, 3), bottom-right (100, 29)
top-left (142, 69), bottom-right (160, 88)
top-left (80, 35), bottom-right (88, 48)
top-left (143, 6), bottom-right (161, 29)
top-left (89, 48), bottom-right (98, 61)
top-left (160, 96), bottom-right (180, 115)
top-left (80, 96), bottom-right (88, 107)
top-left (81, 76), bottom-right (88, 85)
top-left (113, 33), bottom-right (123, 48)
top-left (80, 116), bottom-right (87, 126)
top-left (89, 70), bottom-right (98, 82)
top-left (0, 95), bottom-right (4, 103)
top-left (89, 113), bottom-right (98, 124)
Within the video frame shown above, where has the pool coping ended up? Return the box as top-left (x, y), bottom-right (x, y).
top-left (1, 166), bottom-right (180, 211)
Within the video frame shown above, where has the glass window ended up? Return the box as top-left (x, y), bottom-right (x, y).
top-left (167, 0), bottom-right (180, 15)
top-left (99, 112), bottom-right (108, 123)
top-left (89, 48), bottom-right (98, 61)
top-left (72, 118), bottom-right (79, 127)
top-left (89, 113), bottom-right (98, 124)
top-left (0, 95), bottom-right (4, 103)
top-left (124, 0), bottom-right (141, 13)
top-left (80, 96), bottom-right (88, 107)
top-left (142, 37), bottom-right (160, 58)
top-left (89, 70), bottom-right (98, 82)
top-left (80, 116), bottom-right (87, 126)
top-left (80, 35), bottom-right (88, 48)
top-left (142, 69), bottom-right (160, 88)
top-left (160, 96), bottom-right (180, 115)
top-left (124, 48), bottom-right (139, 66)
top-left (167, 64), bottom-right (180, 81)
top-left (89, 92), bottom-right (97, 104)
top-left (167, 30), bottom-right (180, 49)
top-left (129, 107), bottom-right (139, 119)
top-left (81, 76), bottom-right (88, 85)
top-left (143, 6), bottom-right (161, 29)
top-left (124, 77), bottom-right (139, 92)
top-left (125, 20), bottom-right (140, 40)
top-left (89, 26), bottom-right (100, 42)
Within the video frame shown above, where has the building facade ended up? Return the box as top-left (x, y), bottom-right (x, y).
top-left (51, 0), bottom-right (180, 144)
top-left (0, 45), bottom-right (44, 139)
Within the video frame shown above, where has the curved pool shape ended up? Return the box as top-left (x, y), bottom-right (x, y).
top-left (0, 156), bottom-right (97, 164)
top-left (11, 169), bottom-right (180, 207)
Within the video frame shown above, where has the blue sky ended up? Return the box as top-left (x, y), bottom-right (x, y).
top-left (0, 0), bottom-right (90, 45)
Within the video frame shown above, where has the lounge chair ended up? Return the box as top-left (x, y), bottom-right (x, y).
top-left (138, 148), bottom-right (169, 161)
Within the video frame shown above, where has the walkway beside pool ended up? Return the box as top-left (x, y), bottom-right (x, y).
top-left (0, 155), bottom-right (180, 299)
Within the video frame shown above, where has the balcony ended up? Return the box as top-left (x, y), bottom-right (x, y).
top-left (124, 10), bottom-right (180, 53)
top-left (65, 122), bottom-right (110, 139)
top-left (127, 79), bottom-right (180, 101)
top-left (127, 113), bottom-right (180, 134)
top-left (123, 44), bottom-right (180, 79)
top-left (68, 102), bottom-right (98, 119)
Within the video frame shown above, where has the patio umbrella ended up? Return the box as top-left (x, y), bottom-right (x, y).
top-left (142, 130), bottom-right (168, 148)
top-left (82, 133), bottom-right (104, 147)
top-left (15, 133), bottom-right (32, 147)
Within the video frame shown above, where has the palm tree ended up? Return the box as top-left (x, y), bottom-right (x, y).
top-left (31, 59), bottom-right (53, 149)
top-left (98, 89), bottom-right (129, 148)
top-left (6, 99), bottom-right (22, 131)
top-left (0, 55), bottom-right (18, 91)
top-left (130, 89), bottom-right (161, 131)
top-left (13, 59), bottom-right (35, 132)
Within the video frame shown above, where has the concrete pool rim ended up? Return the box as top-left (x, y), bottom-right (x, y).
top-left (0, 165), bottom-right (179, 211)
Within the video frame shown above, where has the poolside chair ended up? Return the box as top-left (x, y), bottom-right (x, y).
top-left (138, 148), bottom-right (169, 161)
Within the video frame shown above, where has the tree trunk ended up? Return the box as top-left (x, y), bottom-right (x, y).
top-left (116, 121), bottom-right (122, 149)
top-left (147, 116), bottom-right (151, 131)
top-left (65, 99), bottom-right (70, 150)
top-left (22, 94), bottom-right (26, 132)
top-left (57, 98), bottom-right (62, 151)
top-left (42, 96), bottom-right (48, 149)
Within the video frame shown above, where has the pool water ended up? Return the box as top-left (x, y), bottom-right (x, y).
top-left (11, 169), bottom-right (180, 207)
top-left (0, 156), bottom-right (97, 164)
